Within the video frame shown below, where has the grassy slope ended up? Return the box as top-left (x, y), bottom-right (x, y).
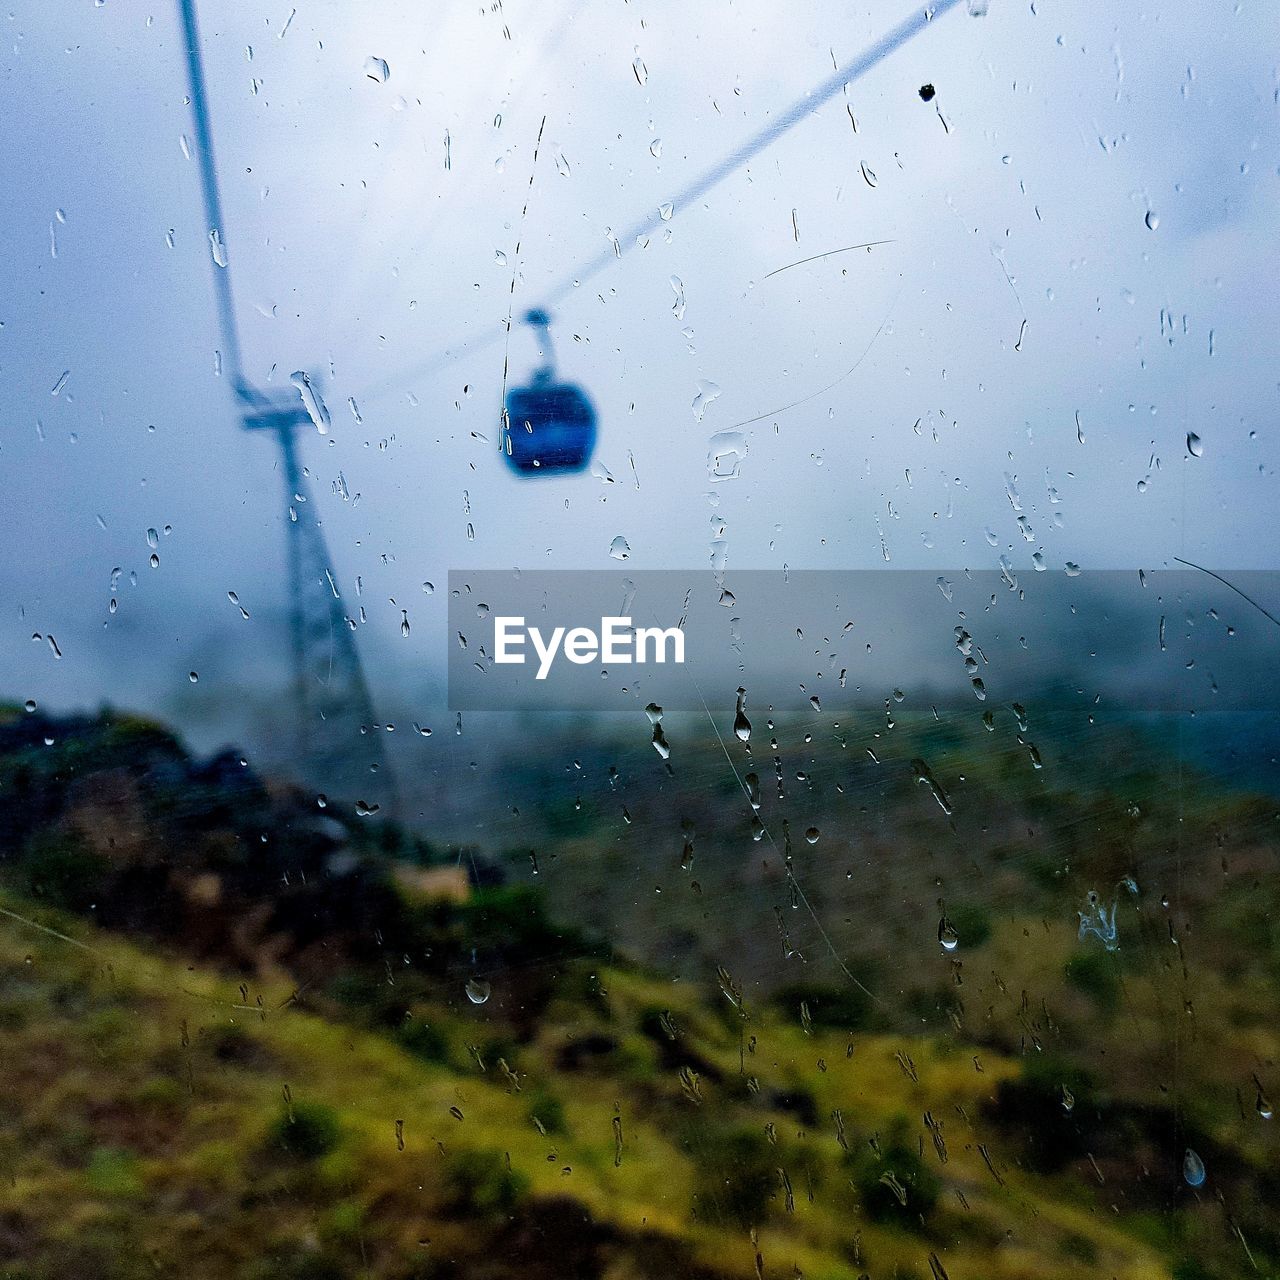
top-left (0, 890), bottom-right (1185, 1280)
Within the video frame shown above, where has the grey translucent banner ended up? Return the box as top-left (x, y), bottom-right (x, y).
top-left (446, 568), bottom-right (1280, 714)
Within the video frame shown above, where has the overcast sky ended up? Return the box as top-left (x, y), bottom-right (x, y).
top-left (2, 0), bottom-right (1278, 781)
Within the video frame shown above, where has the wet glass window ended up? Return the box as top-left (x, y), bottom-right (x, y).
top-left (2, 2), bottom-right (1278, 1278)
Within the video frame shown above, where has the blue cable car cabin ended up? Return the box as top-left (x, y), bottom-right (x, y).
top-left (503, 375), bottom-right (597, 474)
top-left (501, 309), bottom-right (597, 475)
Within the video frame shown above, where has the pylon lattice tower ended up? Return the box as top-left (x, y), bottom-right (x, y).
top-left (179, 0), bottom-right (392, 808)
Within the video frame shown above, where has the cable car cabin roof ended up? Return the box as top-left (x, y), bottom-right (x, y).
top-left (503, 379), bottom-right (597, 475)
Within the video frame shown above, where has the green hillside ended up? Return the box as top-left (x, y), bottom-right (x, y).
top-left (0, 703), bottom-right (1275, 1279)
top-left (0, 888), bottom-right (1190, 1280)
